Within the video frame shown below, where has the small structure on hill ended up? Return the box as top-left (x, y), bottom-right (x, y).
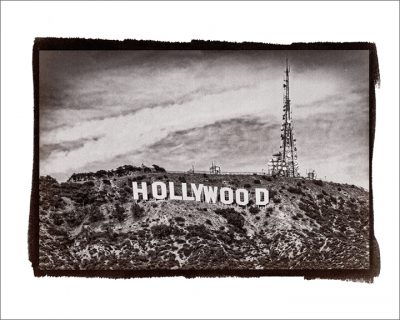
top-left (306, 169), bottom-right (317, 180)
top-left (209, 161), bottom-right (221, 174)
top-left (187, 164), bottom-right (195, 174)
top-left (268, 152), bottom-right (288, 176)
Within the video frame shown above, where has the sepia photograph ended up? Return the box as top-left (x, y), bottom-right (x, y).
top-left (30, 39), bottom-right (379, 279)
top-left (2, 1), bottom-right (399, 319)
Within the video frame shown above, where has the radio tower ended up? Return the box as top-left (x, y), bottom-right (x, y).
top-left (268, 59), bottom-right (299, 177)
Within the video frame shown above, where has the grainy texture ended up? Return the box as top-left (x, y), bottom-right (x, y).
top-left (29, 39), bottom-right (380, 280)
top-left (39, 170), bottom-right (369, 271)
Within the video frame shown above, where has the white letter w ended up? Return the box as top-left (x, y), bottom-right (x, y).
top-left (203, 185), bottom-right (218, 204)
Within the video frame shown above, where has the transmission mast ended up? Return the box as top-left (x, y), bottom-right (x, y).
top-left (268, 59), bottom-right (299, 177)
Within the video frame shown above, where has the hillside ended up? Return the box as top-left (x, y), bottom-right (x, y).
top-left (38, 167), bottom-right (371, 271)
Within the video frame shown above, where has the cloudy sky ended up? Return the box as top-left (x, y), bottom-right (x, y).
top-left (39, 50), bottom-right (369, 188)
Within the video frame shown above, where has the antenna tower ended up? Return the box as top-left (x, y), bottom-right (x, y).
top-left (268, 59), bottom-right (299, 177)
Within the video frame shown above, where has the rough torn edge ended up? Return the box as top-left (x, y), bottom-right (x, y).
top-left (28, 38), bottom-right (381, 281)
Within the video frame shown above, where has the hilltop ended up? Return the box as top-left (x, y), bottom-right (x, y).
top-left (38, 165), bottom-right (371, 271)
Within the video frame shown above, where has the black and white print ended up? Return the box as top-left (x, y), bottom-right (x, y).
top-left (33, 41), bottom-right (378, 277)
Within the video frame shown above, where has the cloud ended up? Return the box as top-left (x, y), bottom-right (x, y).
top-left (40, 136), bottom-right (103, 160)
top-left (141, 117), bottom-right (278, 172)
top-left (40, 84), bottom-right (278, 174)
top-left (39, 50), bottom-right (370, 188)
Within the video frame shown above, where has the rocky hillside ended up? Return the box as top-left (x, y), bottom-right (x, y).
top-left (38, 166), bottom-right (370, 271)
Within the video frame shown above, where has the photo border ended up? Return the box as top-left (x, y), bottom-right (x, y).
top-left (29, 38), bottom-right (380, 281)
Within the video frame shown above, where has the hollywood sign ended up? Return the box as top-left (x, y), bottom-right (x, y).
top-left (132, 181), bottom-right (269, 206)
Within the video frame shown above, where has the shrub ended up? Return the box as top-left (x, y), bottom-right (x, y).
top-left (50, 213), bottom-right (64, 226)
top-left (94, 170), bottom-right (108, 178)
top-left (269, 190), bottom-right (277, 198)
top-left (41, 175), bottom-right (59, 185)
top-left (337, 187), bottom-right (342, 191)
top-left (322, 189), bottom-right (328, 196)
top-left (65, 209), bottom-right (85, 228)
top-left (113, 203), bottom-right (127, 222)
top-left (273, 197), bottom-right (281, 204)
top-left (186, 224), bottom-right (211, 239)
top-left (88, 206), bottom-right (105, 223)
top-left (214, 208), bottom-right (245, 229)
top-left (47, 225), bottom-right (68, 237)
top-left (151, 224), bottom-right (171, 238)
top-left (244, 183), bottom-right (251, 188)
top-left (68, 185), bottom-right (98, 205)
top-left (83, 181), bottom-right (95, 187)
top-left (131, 202), bottom-right (145, 219)
top-left (175, 216), bottom-right (185, 224)
top-left (313, 179), bottom-right (324, 186)
top-left (102, 179), bottom-right (111, 185)
top-left (249, 206), bottom-right (260, 214)
top-left (317, 193), bottom-right (324, 199)
top-left (287, 186), bottom-right (304, 195)
top-left (253, 179), bottom-right (261, 184)
top-left (152, 164), bottom-right (166, 172)
top-left (178, 176), bottom-right (186, 183)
